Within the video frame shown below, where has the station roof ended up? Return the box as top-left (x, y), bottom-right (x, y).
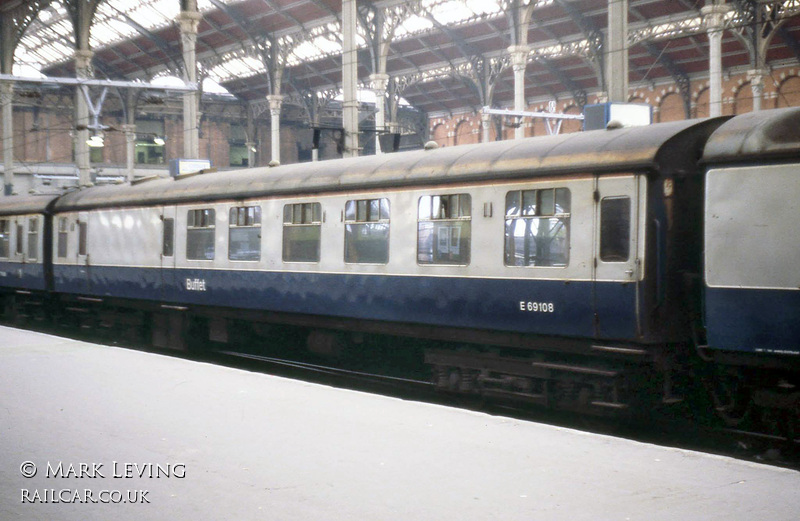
top-left (5, 0), bottom-right (800, 116)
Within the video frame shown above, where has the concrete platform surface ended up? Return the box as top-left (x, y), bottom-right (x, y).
top-left (1, 325), bottom-right (798, 521)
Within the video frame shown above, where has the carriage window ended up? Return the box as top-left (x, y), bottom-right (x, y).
top-left (27, 218), bottom-right (38, 260)
top-left (600, 197), bottom-right (631, 262)
top-left (16, 224), bottom-right (23, 255)
top-left (229, 206), bottom-right (261, 261)
top-left (504, 188), bottom-right (570, 267)
top-left (186, 209), bottom-right (215, 260)
top-left (344, 198), bottom-right (389, 264)
top-left (57, 218), bottom-right (68, 258)
top-left (162, 218), bottom-right (174, 257)
top-left (283, 203), bottom-right (321, 262)
top-left (78, 222), bottom-right (88, 256)
top-left (0, 220), bottom-right (9, 258)
top-left (418, 194), bottom-right (471, 265)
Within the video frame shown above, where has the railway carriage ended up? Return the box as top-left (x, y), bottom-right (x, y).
top-left (699, 109), bottom-right (800, 424)
top-left (44, 115), bottom-right (728, 411)
top-left (701, 109), bottom-right (800, 359)
top-left (1, 107), bottom-right (798, 421)
top-left (0, 195), bottom-right (57, 320)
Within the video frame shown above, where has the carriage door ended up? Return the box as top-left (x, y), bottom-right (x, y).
top-left (593, 174), bottom-right (644, 339)
top-left (76, 211), bottom-right (91, 293)
top-left (160, 206), bottom-right (177, 300)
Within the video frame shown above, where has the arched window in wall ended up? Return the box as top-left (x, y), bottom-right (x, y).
top-left (135, 119), bottom-right (166, 164)
top-left (454, 119), bottom-right (475, 146)
top-left (560, 105), bottom-right (582, 134)
top-left (229, 123), bottom-right (248, 167)
top-left (777, 76), bottom-right (800, 108)
top-left (694, 88), bottom-right (710, 118)
top-left (733, 82), bottom-right (753, 115)
top-left (657, 92), bottom-right (683, 122)
top-left (431, 124), bottom-right (448, 147)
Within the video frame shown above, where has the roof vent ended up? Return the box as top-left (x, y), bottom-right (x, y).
top-left (606, 119), bottom-right (624, 130)
top-left (423, 140), bottom-right (439, 150)
top-left (269, 160), bottom-right (281, 167)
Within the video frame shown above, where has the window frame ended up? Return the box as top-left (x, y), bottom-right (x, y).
top-left (27, 217), bottom-right (38, 261)
top-left (162, 218), bottom-right (175, 258)
top-left (282, 202), bottom-right (322, 263)
top-left (16, 223), bottom-right (24, 256)
top-left (599, 196), bottom-right (632, 263)
top-left (228, 206), bottom-right (262, 262)
top-left (0, 219), bottom-right (10, 258)
top-left (186, 208), bottom-right (216, 261)
top-left (78, 221), bottom-right (88, 257)
top-left (503, 187), bottom-right (571, 268)
top-left (57, 217), bottom-right (68, 259)
top-left (344, 198), bottom-right (390, 265)
top-left (416, 193), bottom-right (472, 266)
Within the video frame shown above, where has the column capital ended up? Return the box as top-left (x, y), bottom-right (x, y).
top-left (266, 94), bottom-right (284, 115)
top-left (746, 68), bottom-right (769, 82)
top-left (121, 124), bottom-right (137, 142)
top-left (73, 49), bottom-right (94, 78)
top-left (369, 73), bottom-right (390, 93)
top-left (507, 45), bottom-right (530, 71)
top-left (748, 68), bottom-right (768, 110)
top-left (0, 81), bottom-right (13, 103)
top-left (178, 10), bottom-right (203, 34)
top-left (701, 4), bottom-right (731, 31)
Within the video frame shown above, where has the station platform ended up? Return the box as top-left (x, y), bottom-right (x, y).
top-left (1, 325), bottom-right (798, 521)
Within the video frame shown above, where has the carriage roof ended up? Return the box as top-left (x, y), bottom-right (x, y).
top-left (47, 116), bottom-right (729, 212)
top-left (702, 106), bottom-right (800, 165)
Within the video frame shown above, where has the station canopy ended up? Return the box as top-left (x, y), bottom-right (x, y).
top-left (8, 0), bottom-right (800, 115)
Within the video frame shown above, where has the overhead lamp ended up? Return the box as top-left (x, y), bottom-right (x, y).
top-left (153, 136), bottom-right (166, 146)
top-left (250, 146), bottom-right (257, 153)
top-left (86, 133), bottom-right (104, 148)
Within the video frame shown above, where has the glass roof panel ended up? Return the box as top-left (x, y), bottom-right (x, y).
top-left (394, 15), bottom-right (434, 39)
top-left (15, 0), bottom-right (226, 71)
top-left (203, 77), bottom-right (234, 95)
top-left (288, 35), bottom-right (342, 67)
top-left (208, 56), bottom-right (265, 84)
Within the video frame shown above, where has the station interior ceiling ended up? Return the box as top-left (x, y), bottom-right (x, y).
top-left (4, 0), bottom-right (799, 120)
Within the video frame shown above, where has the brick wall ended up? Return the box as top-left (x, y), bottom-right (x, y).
top-left (428, 66), bottom-right (800, 146)
top-left (3, 67), bottom-right (800, 166)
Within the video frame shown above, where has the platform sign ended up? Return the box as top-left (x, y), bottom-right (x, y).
top-left (583, 103), bottom-right (652, 131)
top-left (169, 159), bottom-right (212, 177)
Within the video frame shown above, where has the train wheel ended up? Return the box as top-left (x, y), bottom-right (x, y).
top-left (709, 370), bottom-right (752, 427)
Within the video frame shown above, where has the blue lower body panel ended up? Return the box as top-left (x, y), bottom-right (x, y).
top-left (0, 261), bottom-right (47, 292)
top-left (53, 265), bottom-right (640, 341)
top-left (705, 287), bottom-right (800, 355)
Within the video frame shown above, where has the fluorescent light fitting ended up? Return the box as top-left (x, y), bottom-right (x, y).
top-left (86, 134), bottom-right (104, 147)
